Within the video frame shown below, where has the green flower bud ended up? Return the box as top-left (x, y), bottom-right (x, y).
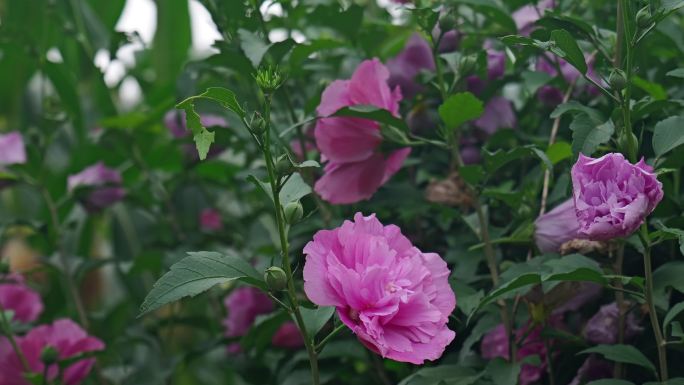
top-left (459, 55), bottom-right (478, 75)
top-left (0, 261), bottom-right (9, 275)
top-left (250, 112), bottom-right (267, 135)
top-left (254, 65), bottom-right (284, 94)
top-left (636, 6), bottom-right (652, 29)
top-left (438, 14), bottom-right (456, 32)
top-left (276, 155), bottom-right (295, 177)
top-left (609, 69), bottom-right (627, 91)
top-left (283, 201), bottom-right (304, 224)
top-left (40, 346), bottom-right (59, 365)
top-left (617, 131), bottom-right (638, 156)
top-left (264, 266), bottom-right (288, 291)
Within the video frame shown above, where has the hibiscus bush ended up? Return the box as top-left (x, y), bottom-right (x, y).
top-left (2, 0), bottom-right (684, 384)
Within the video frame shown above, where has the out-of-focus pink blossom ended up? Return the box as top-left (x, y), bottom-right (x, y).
top-left (0, 319), bottom-right (105, 385)
top-left (569, 355), bottom-right (613, 385)
top-left (314, 59), bottom-right (410, 204)
top-left (571, 153), bottom-right (663, 240)
top-left (513, 0), bottom-right (555, 36)
top-left (271, 322), bottom-right (304, 349)
top-left (0, 275), bottom-right (43, 323)
top-left (223, 286), bottom-right (273, 353)
top-left (534, 199), bottom-right (581, 254)
top-left (303, 213), bottom-right (456, 364)
top-left (68, 162), bottom-right (125, 212)
top-left (200, 208), bottom-right (222, 232)
top-left (473, 96), bottom-right (516, 135)
top-left (584, 302), bottom-right (643, 344)
top-left (387, 33), bottom-right (435, 99)
top-left (0, 132), bottom-right (27, 166)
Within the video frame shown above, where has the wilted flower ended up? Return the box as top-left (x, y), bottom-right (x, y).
top-left (68, 162), bottom-right (125, 212)
top-left (425, 171), bottom-right (473, 208)
top-left (571, 153), bottom-right (663, 240)
top-left (303, 213), bottom-right (456, 364)
top-left (271, 322), bottom-right (304, 349)
top-left (569, 355), bottom-right (613, 385)
top-left (314, 59), bottom-right (411, 204)
top-left (0, 319), bottom-right (105, 385)
top-left (512, 0), bottom-right (555, 36)
top-left (0, 132), bottom-right (27, 166)
top-left (474, 96), bottom-right (516, 135)
top-left (584, 302), bottom-right (643, 345)
top-left (387, 33), bottom-right (435, 99)
top-left (0, 274), bottom-right (43, 323)
top-left (199, 208), bottom-right (222, 232)
top-left (534, 199), bottom-right (580, 254)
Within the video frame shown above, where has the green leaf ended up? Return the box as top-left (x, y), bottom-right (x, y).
top-left (452, 0), bottom-right (517, 34)
top-left (331, 105), bottom-right (408, 132)
top-left (280, 173), bottom-right (312, 205)
top-left (486, 358), bottom-right (521, 385)
top-left (153, 0), bottom-right (191, 85)
top-left (139, 251), bottom-right (265, 316)
top-left (549, 29), bottom-right (587, 74)
top-left (580, 344), bottom-right (656, 374)
top-left (653, 116), bottom-right (684, 158)
top-left (550, 101), bottom-right (603, 121)
top-left (438, 92), bottom-right (484, 130)
top-left (632, 76), bottom-right (667, 101)
top-left (664, 301), bottom-right (684, 337)
top-left (570, 114), bottom-right (614, 156)
top-left (484, 146), bottom-right (552, 173)
top-left (397, 365), bottom-right (480, 385)
top-left (459, 165), bottom-right (486, 186)
top-left (300, 306), bottom-right (335, 339)
top-left (44, 61), bottom-right (84, 137)
top-left (644, 379), bottom-right (684, 385)
top-left (546, 142), bottom-right (573, 164)
top-left (241, 311), bottom-right (289, 353)
top-left (586, 380), bottom-right (635, 385)
top-left (238, 29), bottom-right (271, 67)
top-left (179, 87), bottom-right (246, 118)
top-left (667, 69), bottom-right (684, 78)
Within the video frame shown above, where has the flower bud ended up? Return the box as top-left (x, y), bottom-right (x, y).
top-left (636, 6), bottom-right (652, 29)
top-left (275, 155), bottom-right (295, 177)
top-left (0, 261), bottom-right (9, 275)
top-left (254, 65), bottom-right (284, 94)
top-left (283, 201), bottom-right (304, 224)
top-left (617, 131), bottom-right (638, 157)
top-left (264, 266), bottom-right (288, 291)
top-left (250, 113), bottom-right (267, 135)
top-left (438, 14), bottom-right (456, 32)
top-left (459, 55), bottom-right (478, 75)
top-left (608, 69), bottom-right (627, 91)
top-left (40, 346), bottom-right (59, 365)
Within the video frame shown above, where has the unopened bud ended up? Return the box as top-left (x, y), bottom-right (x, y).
top-left (0, 261), bottom-right (9, 275)
top-left (264, 266), bottom-right (288, 291)
top-left (40, 346), bottom-right (59, 365)
top-left (438, 14), bottom-right (456, 32)
top-left (460, 55), bottom-right (478, 75)
top-left (250, 113), bottom-right (266, 135)
top-left (617, 131), bottom-right (638, 156)
top-left (636, 6), bottom-right (652, 29)
top-left (609, 69), bottom-right (627, 91)
top-left (254, 65), bottom-right (284, 94)
top-left (275, 155), bottom-right (295, 177)
top-left (283, 201), bottom-right (304, 224)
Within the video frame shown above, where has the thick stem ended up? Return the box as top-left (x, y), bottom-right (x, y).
top-left (261, 94), bottom-right (320, 385)
top-left (639, 225), bottom-right (668, 381)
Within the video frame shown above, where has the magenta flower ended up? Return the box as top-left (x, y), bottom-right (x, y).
top-left (303, 213), bottom-right (456, 364)
top-left (534, 199), bottom-right (581, 253)
top-left (0, 319), bottom-right (104, 385)
top-left (271, 322), bottom-right (304, 349)
top-left (314, 59), bottom-right (411, 204)
top-left (0, 275), bottom-right (43, 323)
top-left (512, 0), bottom-right (555, 36)
top-left (223, 286), bottom-right (273, 353)
top-left (473, 96), bottom-right (516, 135)
top-left (0, 132), bottom-right (27, 166)
top-left (387, 33), bottom-right (435, 99)
top-left (571, 153), bottom-right (663, 240)
top-left (569, 355), bottom-right (613, 385)
top-left (68, 162), bottom-right (125, 212)
top-left (200, 208), bottom-right (222, 232)
top-left (584, 302), bottom-right (643, 345)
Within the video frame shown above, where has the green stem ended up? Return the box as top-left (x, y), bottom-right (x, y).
top-left (613, 244), bottom-right (626, 379)
top-left (316, 323), bottom-right (346, 353)
top-left (260, 93), bottom-right (320, 385)
top-left (639, 225), bottom-right (668, 381)
top-left (0, 303), bottom-right (31, 371)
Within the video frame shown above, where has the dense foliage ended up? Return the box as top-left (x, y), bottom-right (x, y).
top-left (1, 0), bottom-right (684, 384)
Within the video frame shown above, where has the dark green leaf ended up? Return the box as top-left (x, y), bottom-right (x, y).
top-left (586, 380), bottom-right (635, 385)
top-left (546, 142), bottom-right (573, 164)
top-left (579, 344), bottom-right (656, 374)
top-left (653, 116), bottom-right (684, 158)
top-left (300, 306), bottom-right (335, 339)
top-left (664, 301), bottom-right (684, 337)
top-left (569, 114), bottom-right (614, 156)
top-left (459, 165), bottom-right (486, 186)
top-left (280, 173), bottom-right (312, 205)
top-left (667, 69), bottom-right (684, 78)
top-left (438, 92), bottom-right (484, 130)
top-left (153, 0), bottom-right (191, 84)
top-left (331, 105), bottom-right (408, 132)
top-left (486, 358), bottom-right (521, 385)
top-left (550, 29), bottom-right (587, 74)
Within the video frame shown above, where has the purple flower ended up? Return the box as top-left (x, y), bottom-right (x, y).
top-left (439, 30), bottom-right (461, 53)
top-left (223, 286), bottom-right (273, 353)
top-left (584, 302), bottom-right (643, 345)
top-left (534, 199), bottom-right (581, 254)
top-left (387, 33), bottom-right (435, 99)
top-left (474, 96), bottom-right (516, 135)
top-left (68, 162), bottom-right (125, 212)
top-left (0, 319), bottom-right (105, 385)
top-left (569, 355), bottom-right (613, 385)
top-left (271, 322), bottom-right (304, 349)
top-left (200, 208), bottom-right (222, 232)
top-left (466, 45), bottom-right (506, 96)
top-left (571, 153), bottom-right (663, 240)
top-left (513, 0), bottom-right (555, 36)
top-left (0, 275), bottom-right (43, 323)
top-left (0, 132), bottom-right (27, 166)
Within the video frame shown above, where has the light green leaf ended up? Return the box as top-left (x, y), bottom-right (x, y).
top-left (653, 116), bottom-right (684, 158)
top-left (139, 251), bottom-right (265, 316)
top-left (300, 306), bottom-right (335, 339)
top-left (438, 92), bottom-right (484, 130)
top-left (570, 114), bottom-right (614, 156)
top-left (280, 172), bottom-right (312, 205)
top-left (238, 29), bottom-right (271, 67)
top-left (580, 344), bottom-right (656, 374)
top-left (546, 142), bottom-right (573, 164)
top-left (664, 302), bottom-right (684, 337)
top-left (549, 29), bottom-right (587, 74)
top-left (667, 69), bottom-right (684, 78)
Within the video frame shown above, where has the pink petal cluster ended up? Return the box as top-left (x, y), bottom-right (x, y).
top-left (0, 132), bottom-right (27, 166)
top-left (68, 162), bottom-right (126, 212)
top-left (387, 33), bottom-right (435, 99)
top-left (481, 321), bottom-right (554, 385)
top-left (303, 213), bottom-right (456, 364)
top-left (512, 0), bottom-right (555, 36)
top-left (584, 302), bottom-right (642, 344)
top-left (473, 96), bottom-right (517, 135)
top-left (535, 54), bottom-right (604, 106)
top-left (199, 208), bottom-right (222, 232)
top-left (571, 153), bottom-right (663, 240)
top-left (0, 275), bottom-right (43, 323)
top-left (534, 199), bottom-right (581, 253)
top-left (314, 59), bottom-right (411, 204)
top-left (271, 322), bottom-right (304, 349)
top-left (0, 319), bottom-right (104, 385)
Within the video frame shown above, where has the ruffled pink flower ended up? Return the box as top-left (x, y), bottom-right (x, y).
top-left (0, 132), bottom-right (27, 166)
top-left (473, 96), bottom-right (516, 135)
top-left (0, 319), bottom-right (104, 385)
top-left (271, 322), bottom-right (304, 349)
top-left (200, 208), bottom-right (222, 231)
top-left (387, 33), bottom-right (435, 99)
top-left (303, 213), bottom-right (456, 364)
top-left (0, 277), bottom-right (43, 323)
top-left (314, 59), bottom-right (411, 204)
top-left (571, 153), bottom-right (663, 240)
top-left (534, 199), bottom-right (581, 253)
top-left (68, 162), bottom-right (125, 212)
top-left (513, 0), bottom-right (555, 36)
top-left (584, 302), bottom-right (643, 344)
